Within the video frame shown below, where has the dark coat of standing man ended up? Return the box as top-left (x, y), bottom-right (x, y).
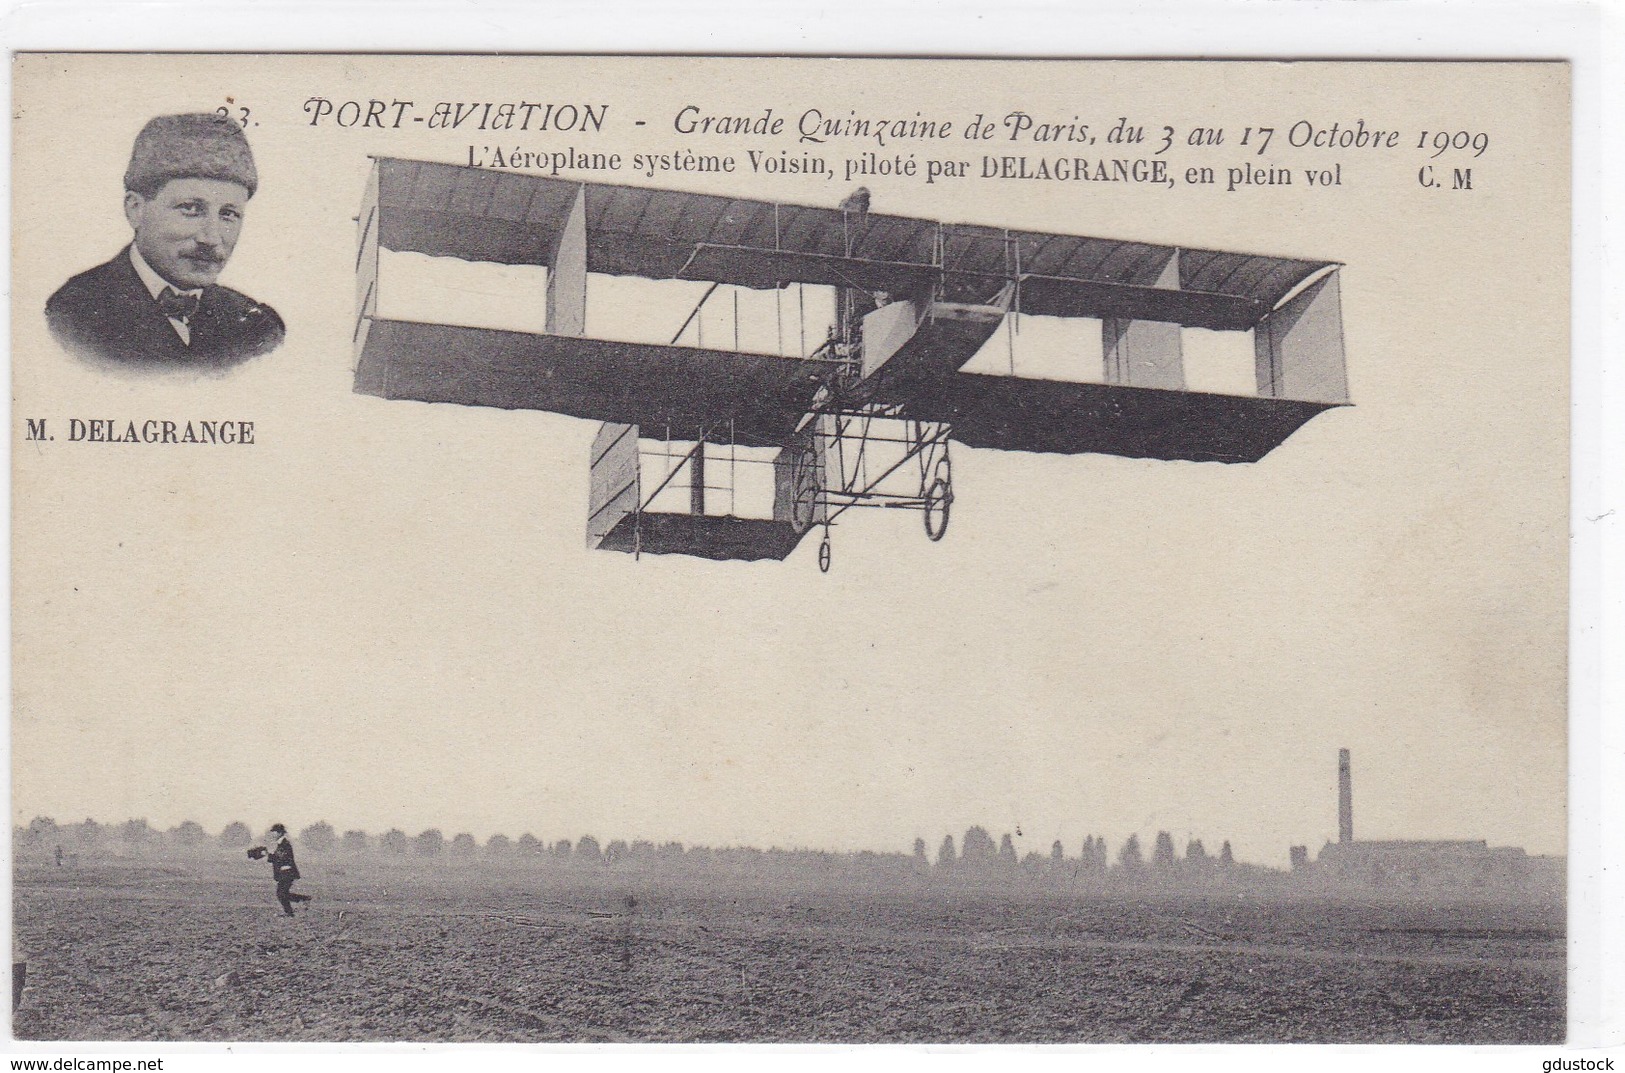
top-left (249, 823), bottom-right (311, 917)
top-left (45, 112), bottom-right (284, 370)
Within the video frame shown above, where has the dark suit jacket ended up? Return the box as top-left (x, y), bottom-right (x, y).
top-left (267, 838), bottom-right (300, 882)
top-left (45, 248), bottom-right (284, 371)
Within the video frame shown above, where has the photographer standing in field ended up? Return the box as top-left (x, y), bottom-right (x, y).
top-left (248, 823), bottom-right (311, 917)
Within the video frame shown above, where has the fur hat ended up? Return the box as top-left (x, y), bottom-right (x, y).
top-left (124, 113), bottom-right (258, 198)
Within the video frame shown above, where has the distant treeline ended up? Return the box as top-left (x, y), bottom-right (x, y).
top-left (14, 817), bottom-right (1273, 885)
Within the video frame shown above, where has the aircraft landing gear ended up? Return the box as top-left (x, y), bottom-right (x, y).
top-left (923, 457), bottom-right (952, 542)
top-left (818, 534), bottom-right (832, 573)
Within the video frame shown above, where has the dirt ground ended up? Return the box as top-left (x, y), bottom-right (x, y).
top-left (11, 856), bottom-right (1564, 1043)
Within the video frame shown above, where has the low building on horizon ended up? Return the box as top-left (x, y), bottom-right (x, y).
top-left (1295, 750), bottom-right (1564, 900)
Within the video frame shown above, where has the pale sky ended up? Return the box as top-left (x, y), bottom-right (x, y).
top-left (11, 57), bottom-right (1569, 866)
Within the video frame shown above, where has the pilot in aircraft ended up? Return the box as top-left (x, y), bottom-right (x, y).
top-left (45, 112), bottom-right (284, 371)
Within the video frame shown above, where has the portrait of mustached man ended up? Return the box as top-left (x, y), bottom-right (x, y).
top-left (46, 112), bottom-right (284, 371)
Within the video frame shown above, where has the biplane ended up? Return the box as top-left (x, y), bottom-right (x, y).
top-left (353, 157), bottom-right (1348, 570)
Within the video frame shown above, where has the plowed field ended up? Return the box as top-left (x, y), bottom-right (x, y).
top-left (11, 858), bottom-right (1563, 1042)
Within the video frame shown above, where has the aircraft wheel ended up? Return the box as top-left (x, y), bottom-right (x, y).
top-left (923, 476), bottom-right (952, 541)
top-left (818, 536), bottom-right (832, 573)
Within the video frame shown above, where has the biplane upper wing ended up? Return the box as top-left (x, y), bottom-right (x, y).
top-left (365, 157), bottom-right (1334, 329)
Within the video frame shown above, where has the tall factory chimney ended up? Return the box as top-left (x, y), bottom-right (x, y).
top-left (1338, 748), bottom-right (1354, 844)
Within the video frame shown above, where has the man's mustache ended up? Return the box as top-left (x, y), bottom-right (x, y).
top-left (179, 246), bottom-right (225, 266)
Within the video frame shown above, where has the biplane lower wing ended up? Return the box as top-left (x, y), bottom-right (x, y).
top-left (906, 374), bottom-right (1340, 463)
top-left (356, 319), bottom-right (829, 446)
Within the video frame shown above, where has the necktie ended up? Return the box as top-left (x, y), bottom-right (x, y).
top-left (158, 287), bottom-right (200, 323)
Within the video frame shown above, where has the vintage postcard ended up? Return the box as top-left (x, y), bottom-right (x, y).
top-left (9, 54), bottom-right (1570, 1044)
